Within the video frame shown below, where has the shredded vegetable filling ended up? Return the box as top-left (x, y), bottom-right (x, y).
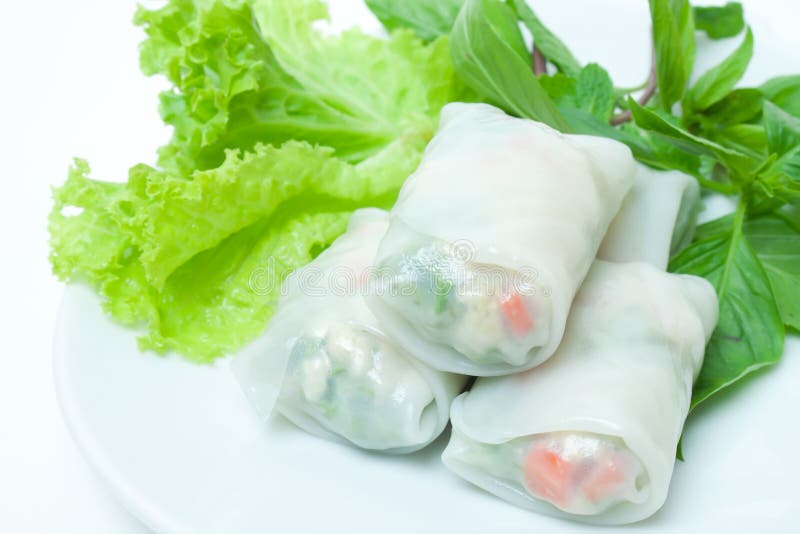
top-left (279, 322), bottom-right (438, 448)
top-left (450, 430), bottom-right (649, 515)
top-left (522, 433), bottom-right (648, 514)
top-left (375, 243), bottom-right (551, 366)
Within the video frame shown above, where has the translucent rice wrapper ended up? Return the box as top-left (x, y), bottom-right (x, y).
top-left (443, 261), bottom-right (718, 524)
top-left (442, 169), bottom-right (719, 524)
top-left (599, 165), bottom-right (701, 270)
top-left (232, 209), bottom-right (467, 453)
top-left (368, 103), bottom-right (637, 376)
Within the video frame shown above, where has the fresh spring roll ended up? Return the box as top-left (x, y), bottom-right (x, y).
top-left (442, 171), bottom-right (719, 524)
top-left (598, 165), bottom-right (701, 269)
top-left (368, 103), bottom-right (636, 376)
top-left (232, 209), bottom-right (467, 453)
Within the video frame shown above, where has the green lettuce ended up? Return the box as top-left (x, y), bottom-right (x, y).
top-left (50, 0), bottom-right (466, 361)
top-left (136, 0), bottom-right (464, 173)
top-left (50, 141), bottom-right (422, 361)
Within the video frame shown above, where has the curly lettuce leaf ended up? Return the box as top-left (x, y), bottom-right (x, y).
top-left (50, 141), bottom-right (420, 361)
top-left (142, 211), bottom-right (351, 359)
top-left (136, 0), bottom-right (461, 173)
top-left (130, 141), bottom-right (419, 288)
top-left (49, 0), bottom-right (468, 361)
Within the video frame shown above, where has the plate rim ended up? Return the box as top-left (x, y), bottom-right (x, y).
top-left (53, 287), bottom-right (187, 534)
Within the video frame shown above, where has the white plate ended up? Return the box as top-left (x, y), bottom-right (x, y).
top-left (54, 1), bottom-right (800, 532)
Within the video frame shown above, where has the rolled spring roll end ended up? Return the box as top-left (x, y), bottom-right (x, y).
top-left (372, 229), bottom-right (552, 370)
top-left (522, 433), bottom-right (648, 515)
top-left (279, 322), bottom-right (439, 451)
top-left (442, 429), bottom-right (650, 520)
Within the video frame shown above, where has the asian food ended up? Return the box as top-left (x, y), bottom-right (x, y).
top-left (232, 209), bottom-right (467, 453)
top-left (443, 262), bottom-right (717, 523)
top-left (367, 102), bottom-right (637, 376)
top-left (442, 170), bottom-right (719, 523)
top-left (48, 0), bottom-right (799, 526)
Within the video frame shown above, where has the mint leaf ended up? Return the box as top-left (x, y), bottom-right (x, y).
top-left (694, 2), bottom-right (745, 39)
top-left (508, 0), bottom-right (581, 77)
top-left (760, 75), bottom-right (800, 117)
top-left (450, 0), bottom-right (569, 130)
top-left (685, 27), bottom-right (754, 112)
top-left (670, 206), bottom-right (785, 409)
top-left (574, 64), bottom-right (615, 121)
top-left (540, 65), bottom-right (615, 121)
top-left (539, 73), bottom-right (576, 102)
top-left (650, 0), bottom-right (694, 111)
top-left (763, 101), bottom-right (800, 156)
top-left (744, 209), bottom-right (800, 330)
top-left (365, 0), bottom-right (464, 41)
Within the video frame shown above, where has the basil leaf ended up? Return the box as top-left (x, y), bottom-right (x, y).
top-left (365, 0), bottom-right (464, 42)
top-left (644, 141), bottom-right (705, 180)
top-left (650, 0), bottom-right (692, 110)
top-left (559, 108), bottom-right (706, 182)
top-left (507, 0), bottom-right (581, 77)
top-left (694, 2), bottom-right (745, 39)
top-left (760, 75), bottom-right (800, 117)
top-left (574, 63), bottom-right (615, 121)
top-left (781, 153), bottom-right (800, 190)
top-left (561, 107), bottom-right (656, 161)
top-left (712, 124), bottom-right (767, 158)
top-left (629, 99), bottom-right (751, 176)
top-left (769, 156), bottom-right (800, 206)
top-left (450, 0), bottom-right (569, 131)
top-left (748, 156), bottom-right (800, 208)
top-left (675, 0), bottom-right (696, 86)
top-left (744, 209), bottom-right (800, 330)
top-left (670, 209), bottom-right (784, 409)
top-left (699, 88), bottom-right (763, 128)
top-left (763, 101), bottom-right (800, 156)
top-left (685, 27), bottom-right (754, 112)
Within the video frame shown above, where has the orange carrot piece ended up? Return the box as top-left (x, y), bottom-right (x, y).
top-left (500, 292), bottom-right (534, 337)
top-left (523, 444), bottom-right (576, 508)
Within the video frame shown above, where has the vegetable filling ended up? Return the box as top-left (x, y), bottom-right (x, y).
top-left (522, 433), bottom-right (648, 514)
top-left (280, 322), bottom-right (438, 448)
top-left (449, 430), bottom-right (649, 515)
top-left (375, 243), bottom-right (550, 366)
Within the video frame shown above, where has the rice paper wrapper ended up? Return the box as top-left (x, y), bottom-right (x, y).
top-left (232, 208), bottom-right (466, 453)
top-left (369, 103), bottom-right (637, 376)
top-left (444, 261), bottom-right (718, 524)
top-left (599, 165), bottom-right (700, 269)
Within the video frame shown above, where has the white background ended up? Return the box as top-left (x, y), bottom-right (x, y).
top-left (0, 0), bottom-right (796, 532)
